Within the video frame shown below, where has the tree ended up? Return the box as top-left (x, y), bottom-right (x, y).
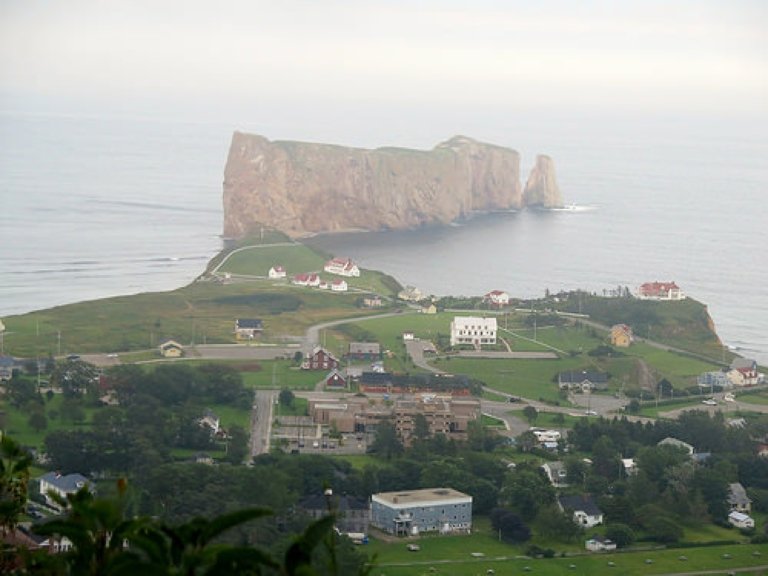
top-left (535, 505), bottom-right (582, 542)
top-left (280, 388), bottom-right (296, 408)
top-left (370, 421), bottom-right (403, 461)
top-left (605, 523), bottom-right (635, 547)
top-left (27, 410), bottom-right (48, 433)
top-left (490, 508), bottom-right (531, 543)
top-left (226, 425), bottom-right (250, 464)
top-left (0, 436), bottom-right (32, 533)
top-left (413, 413), bottom-right (431, 440)
top-left (523, 405), bottom-right (538, 425)
top-left (500, 467), bottom-right (555, 521)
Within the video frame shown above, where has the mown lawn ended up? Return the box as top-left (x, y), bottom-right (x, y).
top-left (365, 532), bottom-right (768, 576)
top-left (431, 357), bottom-right (575, 404)
top-left (2, 394), bottom-right (96, 450)
top-left (3, 280), bottom-right (372, 357)
top-left (240, 360), bottom-right (321, 390)
top-left (737, 390), bottom-right (768, 406)
top-left (218, 244), bottom-right (325, 277)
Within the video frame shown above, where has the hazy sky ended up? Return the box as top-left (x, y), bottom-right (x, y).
top-left (1, 0), bottom-right (766, 144)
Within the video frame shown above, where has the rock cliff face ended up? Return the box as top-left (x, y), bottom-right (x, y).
top-left (523, 155), bottom-right (562, 208)
top-left (223, 133), bottom-right (562, 238)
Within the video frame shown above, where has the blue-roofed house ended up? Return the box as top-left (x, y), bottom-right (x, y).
top-left (38, 472), bottom-right (94, 510)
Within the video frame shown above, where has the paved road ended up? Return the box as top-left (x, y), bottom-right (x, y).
top-left (192, 344), bottom-right (297, 360)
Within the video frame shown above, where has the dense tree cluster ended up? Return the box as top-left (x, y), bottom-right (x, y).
top-left (565, 412), bottom-right (768, 543)
top-left (42, 363), bottom-right (252, 476)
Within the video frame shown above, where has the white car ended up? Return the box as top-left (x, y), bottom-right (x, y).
top-left (584, 410), bottom-right (597, 416)
top-left (702, 399), bottom-right (717, 406)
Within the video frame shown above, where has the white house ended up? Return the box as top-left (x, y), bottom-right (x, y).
top-left (331, 279), bottom-right (348, 292)
top-left (268, 265), bottom-right (287, 279)
top-left (728, 511), bottom-right (755, 529)
top-left (39, 472), bottom-right (93, 510)
top-left (450, 316), bottom-right (497, 347)
top-left (324, 257), bottom-right (360, 277)
top-left (558, 495), bottom-right (603, 528)
top-left (585, 535), bottom-right (617, 552)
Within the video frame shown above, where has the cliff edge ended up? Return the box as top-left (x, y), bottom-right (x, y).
top-left (223, 133), bottom-right (563, 238)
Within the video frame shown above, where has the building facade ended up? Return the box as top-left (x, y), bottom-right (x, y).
top-left (449, 316), bottom-right (497, 347)
top-left (370, 488), bottom-right (472, 536)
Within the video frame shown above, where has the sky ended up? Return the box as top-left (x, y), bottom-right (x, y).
top-left (1, 0), bottom-right (766, 145)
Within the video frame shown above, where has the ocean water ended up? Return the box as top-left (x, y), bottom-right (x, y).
top-left (0, 113), bottom-right (226, 314)
top-left (1, 113), bottom-right (766, 365)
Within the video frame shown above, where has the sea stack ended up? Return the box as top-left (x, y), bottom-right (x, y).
top-left (523, 155), bottom-right (563, 208)
top-left (223, 133), bottom-right (562, 238)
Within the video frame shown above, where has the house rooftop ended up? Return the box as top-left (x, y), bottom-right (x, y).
top-left (728, 482), bottom-right (751, 506)
top-left (558, 370), bottom-right (608, 383)
top-left (558, 494), bottom-right (602, 516)
top-left (236, 319), bottom-right (263, 329)
top-left (39, 472), bottom-right (92, 493)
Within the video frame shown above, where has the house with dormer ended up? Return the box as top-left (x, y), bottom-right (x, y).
top-left (484, 290), bottom-right (510, 307)
top-left (302, 346), bottom-right (340, 371)
top-left (39, 472), bottom-right (94, 510)
top-left (728, 358), bottom-right (759, 386)
top-left (268, 265), bottom-right (287, 279)
top-left (324, 257), bottom-right (360, 277)
top-left (558, 494), bottom-right (603, 528)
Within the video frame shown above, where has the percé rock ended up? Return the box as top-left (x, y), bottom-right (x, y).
top-left (523, 155), bottom-right (562, 208)
top-left (223, 133), bottom-right (563, 238)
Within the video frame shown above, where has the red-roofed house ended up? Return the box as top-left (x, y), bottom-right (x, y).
top-left (324, 258), bottom-right (360, 277)
top-left (331, 279), bottom-right (348, 292)
top-left (484, 290), bottom-right (510, 307)
top-left (302, 346), bottom-right (340, 371)
top-left (268, 265), bottom-right (287, 279)
top-left (293, 273), bottom-right (321, 287)
top-left (637, 281), bottom-right (685, 301)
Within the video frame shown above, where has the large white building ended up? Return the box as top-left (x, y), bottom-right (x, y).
top-left (450, 316), bottom-right (497, 347)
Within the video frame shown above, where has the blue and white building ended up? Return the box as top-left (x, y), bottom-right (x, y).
top-left (370, 487), bottom-right (472, 536)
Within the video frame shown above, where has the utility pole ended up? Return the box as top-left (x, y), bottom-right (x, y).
top-left (57, 330), bottom-right (61, 356)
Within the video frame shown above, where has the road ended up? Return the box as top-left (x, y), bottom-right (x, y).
top-left (302, 310), bottom-right (417, 354)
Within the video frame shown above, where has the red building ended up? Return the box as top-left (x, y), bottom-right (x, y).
top-left (302, 346), bottom-right (340, 371)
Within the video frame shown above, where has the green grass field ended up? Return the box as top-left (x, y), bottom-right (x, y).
top-left (364, 524), bottom-right (768, 576)
top-left (218, 243), bottom-right (326, 277)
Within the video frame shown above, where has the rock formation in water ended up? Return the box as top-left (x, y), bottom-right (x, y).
top-left (223, 133), bottom-right (563, 238)
top-left (523, 155), bottom-right (562, 208)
